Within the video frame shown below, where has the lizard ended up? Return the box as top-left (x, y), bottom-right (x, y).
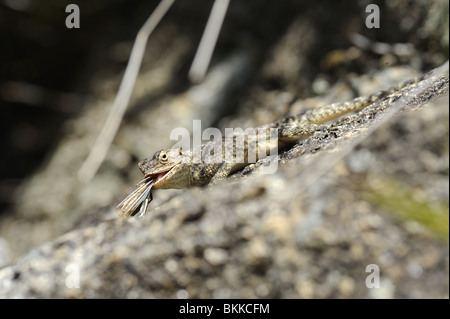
top-left (117, 65), bottom-right (448, 219)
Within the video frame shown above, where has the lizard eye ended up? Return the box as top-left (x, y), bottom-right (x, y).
top-left (159, 151), bottom-right (168, 163)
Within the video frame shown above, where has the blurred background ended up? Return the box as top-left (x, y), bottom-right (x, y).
top-left (0, 0), bottom-right (448, 298)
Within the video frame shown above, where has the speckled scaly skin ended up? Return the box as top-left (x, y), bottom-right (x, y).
top-left (139, 66), bottom-right (441, 189)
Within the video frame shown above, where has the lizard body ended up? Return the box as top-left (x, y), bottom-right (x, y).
top-left (138, 69), bottom-right (431, 189)
top-left (118, 66), bottom-right (447, 219)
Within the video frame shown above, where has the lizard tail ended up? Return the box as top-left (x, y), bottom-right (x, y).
top-left (304, 66), bottom-right (438, 124)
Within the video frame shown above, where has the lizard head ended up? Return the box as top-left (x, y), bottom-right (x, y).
top-left (138, 148), bottom-right (191, 189)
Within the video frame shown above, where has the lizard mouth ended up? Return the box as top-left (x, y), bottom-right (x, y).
top-left (145, 165), bottom-right (176, 188)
